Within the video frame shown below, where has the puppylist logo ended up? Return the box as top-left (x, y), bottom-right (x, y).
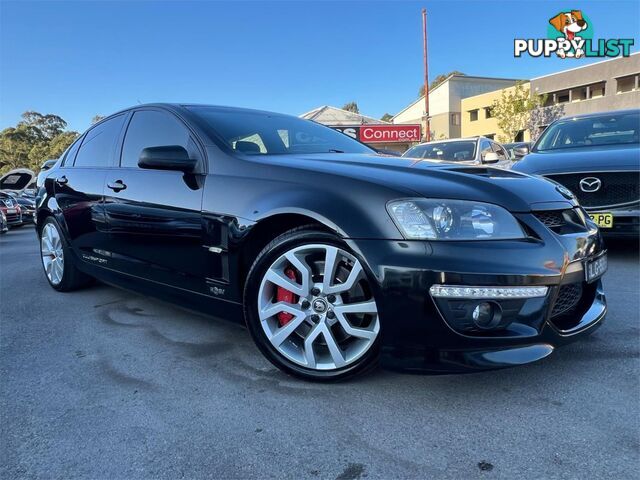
top-left (515, 10), bottom-right (634, 59)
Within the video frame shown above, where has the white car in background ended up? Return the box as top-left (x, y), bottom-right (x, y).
top-left (402, 136), bottom-right (514, 169)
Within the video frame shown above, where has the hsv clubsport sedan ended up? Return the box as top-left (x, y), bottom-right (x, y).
top-left (36, 104), bottom-right (607, 381)
top-left (513, 110), bottom-right (639, 236)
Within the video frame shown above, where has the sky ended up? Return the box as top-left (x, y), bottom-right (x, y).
top-left (1, 0), bottom-right (639, 132)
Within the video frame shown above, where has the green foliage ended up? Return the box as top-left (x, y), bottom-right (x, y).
top-left (380, 113), bottom-right (393, 122)
top-left (491, 82), bottom-right (547, 143)
top-left (0, 111), bottom-right (79, 174)
top-left (342, 101), bottom-right (359, 114)
top-left (418, 71), bottom-right (465, 97)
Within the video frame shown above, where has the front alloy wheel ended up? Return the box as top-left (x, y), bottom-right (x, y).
top-left (245, 228), bottom-right (381, 381)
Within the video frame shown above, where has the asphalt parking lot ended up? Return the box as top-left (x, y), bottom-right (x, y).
top-left (1, 226), bottom-right (638, 479)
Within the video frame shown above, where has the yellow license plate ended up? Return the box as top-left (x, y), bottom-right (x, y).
top-left (589, 213), bottom-right (613, 228)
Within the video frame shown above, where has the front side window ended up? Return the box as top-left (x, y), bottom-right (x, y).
top-left (187, 107), bottom-right (373, 156)
top-left (480, 140), bottom-right (493, 159)
top-left (403, 141), bottom-right (477, 161)
top-left (535, 111), bottom-right (640, 151)
top-left (491, 142), bottom-right (508, 160)
top-left (121, 110), bottom-right (193, 168)
top-left (74, 115), bottom-right (125, 167)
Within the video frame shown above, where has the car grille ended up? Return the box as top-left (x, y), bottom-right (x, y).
top-left (4, 212), bottom-right (20, 223)
top-left (545, 172), bottom-right (639, 208)
top-left (533, 210), bottom-right (567, 229)
top-left (551, 283), bottom-right (583, 318)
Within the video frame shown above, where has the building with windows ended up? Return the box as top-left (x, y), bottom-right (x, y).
top-left (530, 52), bottom-right (640, 136)
top-left (391, 75), bottom-right (519, 140)
top-left (461, 83), bottom-right (532, 142)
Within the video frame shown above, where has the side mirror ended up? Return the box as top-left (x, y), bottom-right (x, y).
top-left (138, 146), bottom-right (197, 172)
top-left (513, 146), bottom-right (530, 158)
top-left (483, 152), bottom-right (500, 164)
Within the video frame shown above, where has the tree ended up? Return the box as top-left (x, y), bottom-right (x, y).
top-left (342, 101), bottom-right (359, 114)
top-left (91, 114), bottom-right (105, 124)
top-left (418, 71), bottom-right (465, 97)
top-left (491, 82), bottom-right (547, 143)
top-left (380, 113), bottom-right (393, 122)
top-left (0, 111), bottom-right (78, 174)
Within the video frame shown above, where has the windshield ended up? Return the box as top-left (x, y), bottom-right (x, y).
top-left (402, 141), bottom-right (477, 161)
top-left (187, 107), bottom-right (374, 155)
top-left (535, 111), bottom-right (640, 151)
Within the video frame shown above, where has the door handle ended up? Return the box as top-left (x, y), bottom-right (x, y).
top-left (107, 180), bottom-right (127, 192)
top-left (55, 176), bottom-right (68, 186)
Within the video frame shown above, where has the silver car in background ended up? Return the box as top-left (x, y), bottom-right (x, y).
top-left (402, 136), bottom-right (514, 169)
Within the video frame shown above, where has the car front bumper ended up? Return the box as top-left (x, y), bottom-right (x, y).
top-left (348, 215), bottom-right (607, 373)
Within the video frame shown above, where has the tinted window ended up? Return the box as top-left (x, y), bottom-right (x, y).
top-left (535, 111), bottom-right (640, 151)
top-left (403, 141), bottom-right (477, 161)
top-left (74, 115), bottom-right (125, 167)
top-left (121, 110), bottom-right (192, 168)
top-left (62, 138), bottom-right (82, 167)
top-left (187, 106), bottom-right (373, 156)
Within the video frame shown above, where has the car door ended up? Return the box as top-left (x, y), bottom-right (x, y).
top-left (103, 108), bottom-right (208, 294)
top-left (53, 114), bottom-right (126, 260)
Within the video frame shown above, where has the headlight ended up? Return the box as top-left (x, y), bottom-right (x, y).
top-left (387, 199), bottom-right (525, 240)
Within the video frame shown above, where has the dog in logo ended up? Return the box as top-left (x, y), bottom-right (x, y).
top-left (549, 10), bottom-right (588, 58)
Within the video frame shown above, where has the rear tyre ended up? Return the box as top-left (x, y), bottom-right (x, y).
top-left (244, 226), bottom-right (381, 381)
top-left (39, 217), bottom-right (92, 291)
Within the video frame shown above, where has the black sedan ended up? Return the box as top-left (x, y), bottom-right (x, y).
top-left (35, 104), bottom-right (607, 381)
top-left (513, 110), bottom-right (639, 237)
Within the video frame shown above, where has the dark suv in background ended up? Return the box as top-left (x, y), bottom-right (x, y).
top-left (513, 110), bottom-right (639, 237)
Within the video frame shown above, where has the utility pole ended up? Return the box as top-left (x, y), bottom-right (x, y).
top-left (422, 8), bottom-right (431, 142)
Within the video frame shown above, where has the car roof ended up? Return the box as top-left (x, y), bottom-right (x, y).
top-left (410, 136), bottom-right (488, 147)
top-left (106, 102), bottom-right (296, 119)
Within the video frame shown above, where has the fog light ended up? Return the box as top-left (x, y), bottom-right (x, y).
top-left (472, 302), bottom-right (501, 329)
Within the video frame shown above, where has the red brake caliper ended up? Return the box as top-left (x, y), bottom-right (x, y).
top-left (276, 267), bottom-right (299, 326)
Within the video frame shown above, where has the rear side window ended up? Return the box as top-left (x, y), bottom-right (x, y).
top-left (74, 115), bottom-right (126, 167)
top-left (62, 138), bottom-right (82, 167)
top-left (120, 110), bottom-right (192, 168)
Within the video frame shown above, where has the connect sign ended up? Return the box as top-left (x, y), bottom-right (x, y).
top-left (331, 125), bottom-right (421, 143)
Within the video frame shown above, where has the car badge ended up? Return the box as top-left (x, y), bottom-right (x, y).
top-left (579, 177), bottom-right (602, 193)
top-left (556, 184), bottom-right (575, 199)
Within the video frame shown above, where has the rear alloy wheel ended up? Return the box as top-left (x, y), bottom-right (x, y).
top-left (39, 217), bottom-right (92, 291)
top-left (245, 228), bottom-right (381, 381)
top-left (41, 223), bottom-right (65, 286)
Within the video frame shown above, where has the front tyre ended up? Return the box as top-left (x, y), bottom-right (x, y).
top-left (244, 227), bottom-right (381, 381)
top-left (39, 217), bottom-right (92, 291)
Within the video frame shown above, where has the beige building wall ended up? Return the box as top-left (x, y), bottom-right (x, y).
top-left (461, 83), bottom-right (532, 142)
top-left (392, 76), bottom-right (519, 140)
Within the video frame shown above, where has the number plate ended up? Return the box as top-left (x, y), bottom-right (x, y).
top-left (585, 254), bottom-right (607, 283)
top-left (6, 208), bottom-right (16, 214)
top-left (589, 213), bottom-right (613, 228)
